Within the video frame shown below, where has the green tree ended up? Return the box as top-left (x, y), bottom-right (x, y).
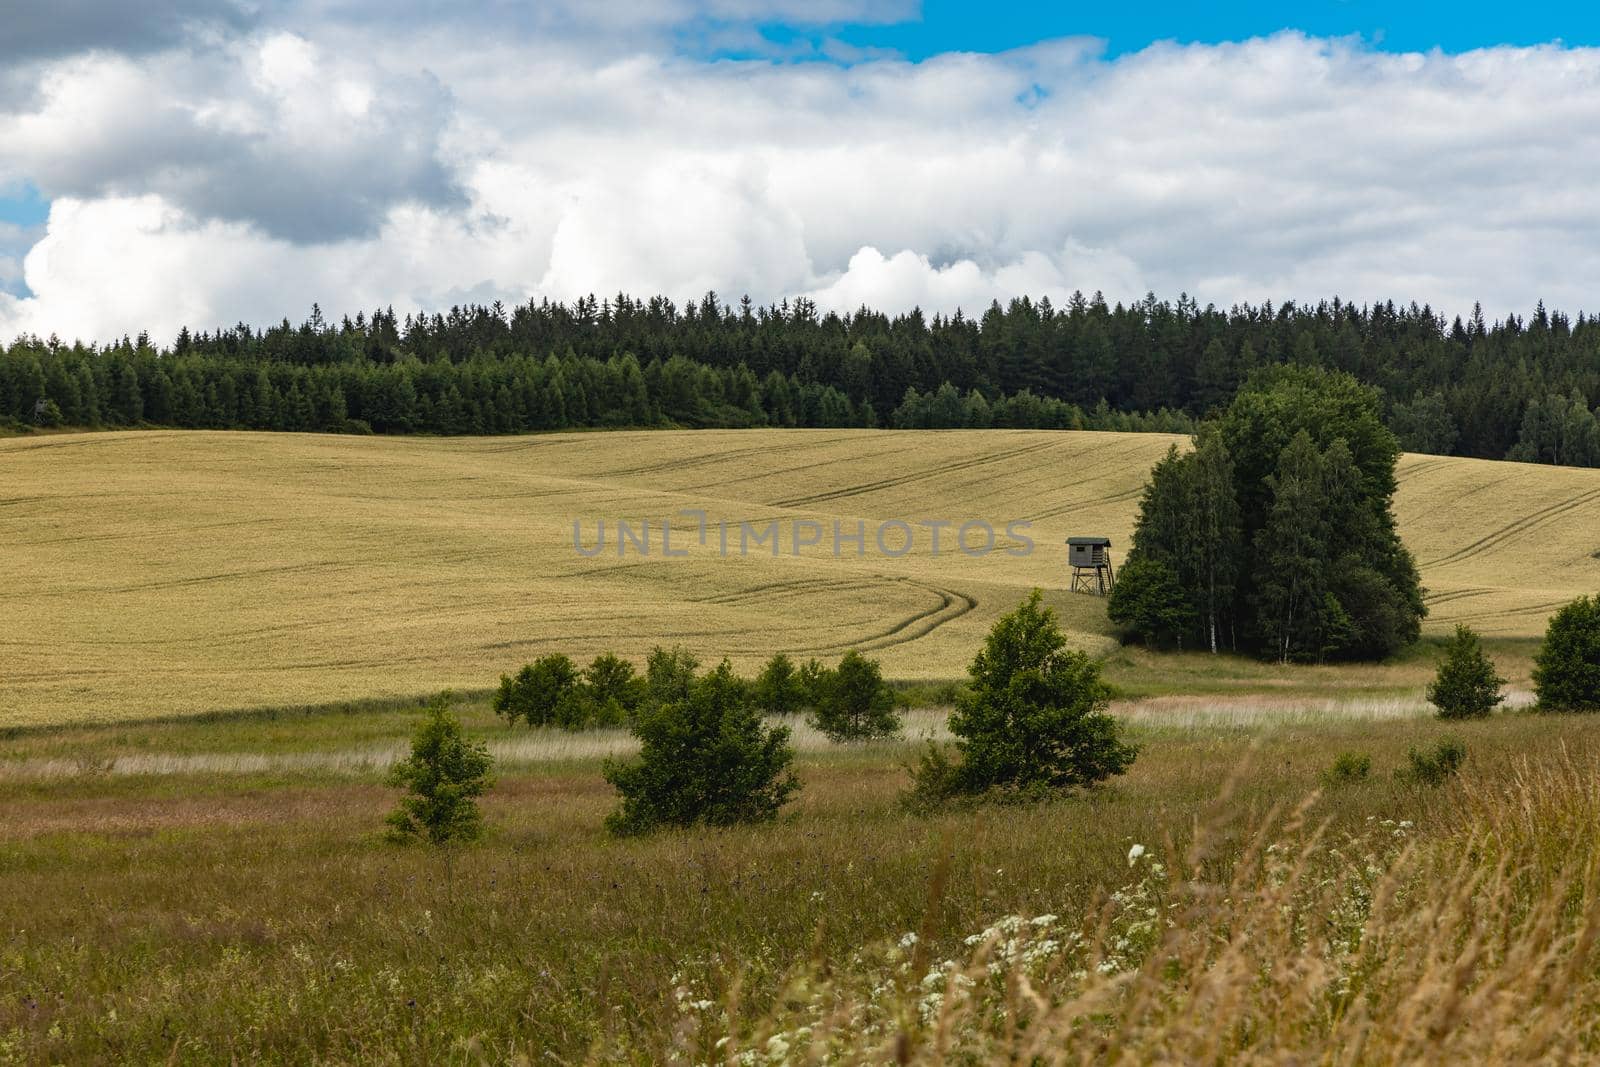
top-left (603, 660), bottom-right (799, 835)
top-left (645, 645), bottom-right (700, 709)
top-left (1533, 595), bottom-right (1600, 711)
top-left (1427, 625), bottom-right (1506, 719)
top-left (1253, 431), bottom-right (1331, 662)
top-left (583, 652), bottom-right (645, 726)
top-left (493, 654), bottom-right (582, 727)
top-left (809, 650), bottom-right (899, 741)
top-left (1107, 554), bottom-right (1195, 648)
top-left (918, 590), bottom-right (1136, 801)
top-left (753, 652), bottom-right (805, 715)
top-left (385, 695), bottom-right (493, 844)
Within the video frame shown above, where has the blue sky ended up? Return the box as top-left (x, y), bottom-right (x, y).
top-left (728, 1), bottom-right (1600, 60)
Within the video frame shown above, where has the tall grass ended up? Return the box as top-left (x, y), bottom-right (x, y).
top-left (685, 752), bottom-right (1600, 1063)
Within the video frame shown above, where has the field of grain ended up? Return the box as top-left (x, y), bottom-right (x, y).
top-left (3, 429), bottom-right (1598, 725)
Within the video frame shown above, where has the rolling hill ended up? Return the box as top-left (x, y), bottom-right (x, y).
top-left (3, 429), bottom-right (1598, 725)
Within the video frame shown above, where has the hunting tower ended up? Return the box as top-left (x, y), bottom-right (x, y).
top-left (1067, 537), bottom-right (1115, 595)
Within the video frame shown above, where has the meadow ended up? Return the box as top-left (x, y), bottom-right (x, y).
top-left (3, 695), bottom-right (1600, 1062)
top-left (3, 429), bottom-right (1597, 726)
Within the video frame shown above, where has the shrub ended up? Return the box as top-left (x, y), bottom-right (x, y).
top-left (753, 652), bottom-right (806, 715)
top-left (1532, 594), bottom-right (1600, 712)
top-left (1401, 737), bottom-right (1466, 786)
top-left (603, 660), bottom-right (799, 836)
top-left (913, 590), bottom-right (1136, 803)
top-left (809, 650), bottom-right (899, 741)
top-left (1427, 624), bottom-right (1506, 719)
top-left (493, 654), bottom-right (582, 727)
top-left (584, 652), bottom-right (646, 726)
top-left (385, 694), bottom-right (494, 844)
top-left (796, 657), bottom-right (832, 708)
top-left (645, 645), bottom-right (700, 709)
top-left (1107, 554), bottom-right (1197, 648)
top-left (1322, 751), bottom-right (1372, 785)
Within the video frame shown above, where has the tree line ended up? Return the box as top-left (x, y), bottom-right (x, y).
top-left (1, 290), bottom-right (1597, 463)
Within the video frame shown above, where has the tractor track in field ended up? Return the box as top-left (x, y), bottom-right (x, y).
top-left (1447, 598), bottom-right (1574, 625)
top-left (796, 579), bottom-right (977, 654)
top-left (693, 576), bottom-right (883, 607)
top-left (1422, 486), bottom-right (1600, 569)
top-left (772, 441), bottom-right (1056, 509)
top-left (1422, 588), bottom-right (1493, 608)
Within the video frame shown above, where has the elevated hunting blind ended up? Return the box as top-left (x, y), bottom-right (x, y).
top-left (1067, 537), bottom-right (1115, 595)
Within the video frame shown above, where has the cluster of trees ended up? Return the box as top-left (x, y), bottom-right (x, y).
top-left (1108, 366), bottom-right (1426, 663)
top-left (493, 646), bottom-right (902, 743)
top-left (391, 592), bottom-right (1139, 842)
top-left (4, 290), bottom-right (1599, 466)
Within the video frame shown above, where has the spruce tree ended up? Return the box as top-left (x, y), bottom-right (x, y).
top-left (1427, 625), bottom-right (1506, 719)
top-left (386, 695), bottom-right (493, 845)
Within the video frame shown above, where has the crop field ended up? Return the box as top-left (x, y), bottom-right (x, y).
top-left (3, 429), bottom-right (1598, 726)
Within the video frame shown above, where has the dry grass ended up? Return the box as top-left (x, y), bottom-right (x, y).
top-left (2, 708), bottom-right (1600, 1061)
top-left (3, 430), bottom-right (1598, 725)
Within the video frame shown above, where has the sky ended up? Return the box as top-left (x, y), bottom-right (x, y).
top-left (3, 1), bottom-right (1600, 343)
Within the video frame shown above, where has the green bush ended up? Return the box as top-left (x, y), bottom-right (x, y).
top-left (753, 653), bottom-right (806, 715)
top-left (385, 694), bottom-right (494, 844)
top-left (645, 645), bottom-right (700, 709)
top-left (913, 590), bottom-right (1136, 803)
top-left (1532, 595), bottom-right (1600, 712)
top-left (493, 654), bottom-right (582, 727)
top-left (796, 657), bottom-right (832, 708)
top-left (1322, 751), bottom-right (1372, 785)
top-left (583, 652), bottom-right (646, 726)
top-left (1427, 625), bottom-right (1506, 719)
top-left (1107, 554), bottom-right (1197, 648)
top-left (1401, 737), bottom-right (1466, 786)
top-left (809, 650), bottom-right (899, 741)
top-left (603, 660), bottom-right (799, 836)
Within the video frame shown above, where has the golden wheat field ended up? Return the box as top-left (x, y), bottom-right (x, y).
top-left (2, 429), bottom-right (1598, 725)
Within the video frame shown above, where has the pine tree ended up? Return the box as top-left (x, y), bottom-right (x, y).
top-left (1427, 625), bottom-right (1506, 719)
top-left (386, 695), bottom-right (493, 845)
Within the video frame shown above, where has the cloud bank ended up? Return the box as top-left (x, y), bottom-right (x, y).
top-left (3, 4), bottom-right (1598, 343)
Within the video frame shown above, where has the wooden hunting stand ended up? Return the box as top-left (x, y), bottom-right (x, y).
top-left (1067, 537), bottom-right (1115, 595)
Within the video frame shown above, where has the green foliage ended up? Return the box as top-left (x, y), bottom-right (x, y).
top-left (385, 695), bottom-right (493, 844)
top-left (1532, 595), bottom-right (1600, 712)
top-left (493, 654), bottom-right (582, 728)
top-left (1427, 625), bottom-right (1506, 719)
top-left (1388, 389), bottom-right (1458, 455)
top-left (583, 652), bottom-right (646, 727)
top-left (753, 653), bottom-right (806, 715)
top-left (603, 661), bottom-right (799, 836)
top-left (916, 590), bottom-right (1136, 803)
top-left (796, 658), bottom-right (832, 708)
top-left (1508, 391), bottom-right (1600, 468)
top-left (1107, 554), bottom-right (1196, 648)
top-left (645, 646), bottom-right (700, 709)
top-left (1123, 366), bottom-right (1424, 663)
top-left (1322, 751), bottom-right (1372, 785)
top-left (808, 650), bottom-right (900, 742)
top-left (1401, 737), bottom-right (1467, 786)
top-left (1, 295), bottom-right (1596, 467)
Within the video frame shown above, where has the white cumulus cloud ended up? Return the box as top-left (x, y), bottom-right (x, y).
top-left (3, 9), bottom-right (1600, 343)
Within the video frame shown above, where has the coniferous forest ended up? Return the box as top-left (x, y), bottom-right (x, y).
top-left (3, 291), bottom-right (1599, 466)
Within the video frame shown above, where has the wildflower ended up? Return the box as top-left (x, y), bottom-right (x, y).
top-left (1128, 843), bottom-right (1147, 866)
